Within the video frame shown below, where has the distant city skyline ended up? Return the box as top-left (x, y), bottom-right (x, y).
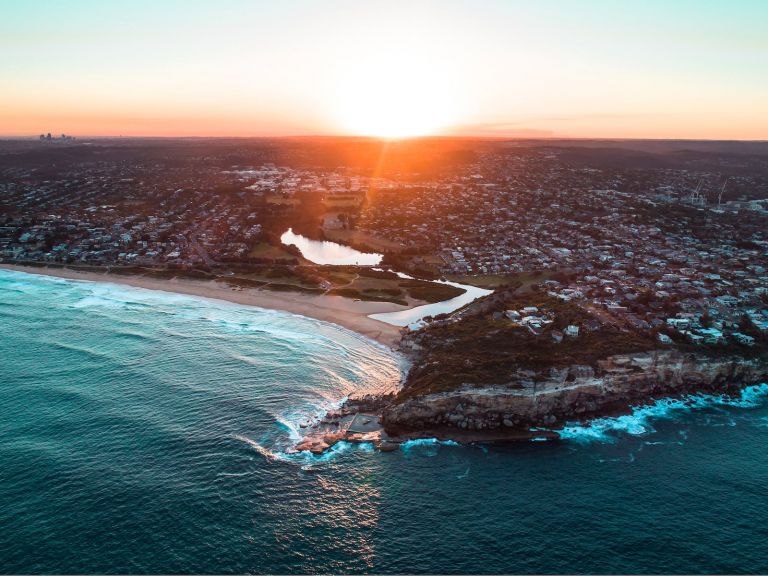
top-left (2, 0), bottom-right (767, 139)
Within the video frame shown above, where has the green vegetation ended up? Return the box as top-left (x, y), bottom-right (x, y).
top-left (265, 282), bottom-right (324, 294)
top-left (248, 242), bottom-right (301, 261)
top-left (328, 287), bottom-right (407, 305)
top-left (399, 285), bottom-right (766, 404)
top-left (445, 270), bottom-right (554, 290)
top-left (397, 280), bottom-right (465, 303)
top-left (398, 291), bottom-right (659, 401)
top-left (223, 278), bottom-right (267, 289)
top-left (28, 258), bottom-right (468, 306)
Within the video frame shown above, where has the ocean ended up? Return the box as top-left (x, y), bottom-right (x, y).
top-left (2, 268), bottom-right (768, 574)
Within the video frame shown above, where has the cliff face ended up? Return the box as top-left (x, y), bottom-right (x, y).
top-left (382, 350), bottom-right (768, 432)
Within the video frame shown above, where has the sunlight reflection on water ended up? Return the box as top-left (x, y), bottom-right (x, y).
top-left (281, 229), bottom-right (382, 266)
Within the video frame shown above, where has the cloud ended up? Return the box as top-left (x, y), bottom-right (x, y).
top-left (450, 123), bottom-right (555, 138)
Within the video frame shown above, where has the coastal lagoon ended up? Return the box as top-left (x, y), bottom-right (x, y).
top-left (3, 268), bottom-right (768, 574)
top-left (278, 229), bottom-right (491, 327)
top-left (281, 228), bottom-right (383, 266)
top-left (369, 279), bottom-right (492, 328)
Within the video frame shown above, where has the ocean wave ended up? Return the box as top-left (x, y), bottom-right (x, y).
top-left (231, 434), bottom-right (281, 462)
top-left (275, 394), bottom-right (350, 447)
top-left (272, 435), bottom-right (463, 466)
top-left (113, 329), bottom-right (153, 342)
top-left (160, 327), bottom-right (194, 338)
top-left (237, 434), bottom-right (361, 467)
top-left (42, 339), bottom-right (117, 363)
top-left (216, 470), bottom-right (255, 478)
top-left (291, 441), bottom-right (359, 469)
top-left (4, 268), bottom-right (407, 466)
top-left (3, 268), bottom-right (406, 362)
top-left (557, 383), bottom-right (768, 444)
top-left (274, 415), bottom-right (304, 443)
top-left (400, 437), bottom-right (460, 456)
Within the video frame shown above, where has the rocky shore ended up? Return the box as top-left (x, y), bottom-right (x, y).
top-left (291, 394), bottom-right (403, 454)
top-left (292, 391), bottom-right (559, 454)
top-left (381, 349), bottom-right (768, 433)
top-left (292, 350), bottom-right (768, 454)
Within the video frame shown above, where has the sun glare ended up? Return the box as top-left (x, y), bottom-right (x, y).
top-left (337, 87), bottom-right (455, 139)
top-left (330, 34), bottom-right (464, 139)
top-left (335, 75), bottom-right (460, 139)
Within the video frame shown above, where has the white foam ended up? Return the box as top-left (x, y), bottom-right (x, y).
top-left (71, 295), bottom-right (130, 309)
top-left (231, 434), bottom-right (279, 461)
top-left (282, 440), bottom-right (358, 468)
top-left (557, 383), bottom-right (768, 444)
top-left (399, 437), bottom-right (460, 455)
top-left (274, 416), bottom-right (303, 442)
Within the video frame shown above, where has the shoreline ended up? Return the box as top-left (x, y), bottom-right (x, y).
top-left (0, 263), bottom-right (406, 348)
top-left (6, 263), bottom-right (766, 455)
top-left (295, 376), bottom-right (768, 454)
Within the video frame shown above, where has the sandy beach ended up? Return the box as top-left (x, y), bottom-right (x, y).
top-left (0, 264), bottom-right (406, 347)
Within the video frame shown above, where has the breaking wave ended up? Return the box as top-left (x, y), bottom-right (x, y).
top-left (557, 383), bottom-right (768, 444)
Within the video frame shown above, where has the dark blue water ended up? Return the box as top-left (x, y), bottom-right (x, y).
top-left (2, 269), bottom-right (768, 574)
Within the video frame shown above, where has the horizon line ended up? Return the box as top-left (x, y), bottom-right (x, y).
top-left (2, 134), bottom-right (768, 143)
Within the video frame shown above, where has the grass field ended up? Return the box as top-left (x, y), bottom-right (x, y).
top-left (248, 242), bottom-right (304, 261)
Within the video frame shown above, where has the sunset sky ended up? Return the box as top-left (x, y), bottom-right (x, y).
top-left (2, 0), bottom-right (767, 139)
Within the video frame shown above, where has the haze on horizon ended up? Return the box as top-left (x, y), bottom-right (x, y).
top-left (2, 0), bottom-right (767, 140)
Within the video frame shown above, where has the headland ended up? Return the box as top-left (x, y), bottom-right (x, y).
top-left (294, 284), bottom-right (768, 453)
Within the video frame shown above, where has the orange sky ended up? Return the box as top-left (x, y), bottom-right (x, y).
top-left (2, 1), bottom-right (767, 139)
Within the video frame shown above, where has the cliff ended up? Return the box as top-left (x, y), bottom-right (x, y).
top-left (382, 350), bottom-right (768, 433)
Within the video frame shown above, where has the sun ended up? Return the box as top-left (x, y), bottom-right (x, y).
top-left (329, 38), bottom-right (464, 139)
top-left (337, 85), bottom-right (455, 139)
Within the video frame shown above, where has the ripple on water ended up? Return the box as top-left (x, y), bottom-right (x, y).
top-left (6, 269), bottom-right (768, 574)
